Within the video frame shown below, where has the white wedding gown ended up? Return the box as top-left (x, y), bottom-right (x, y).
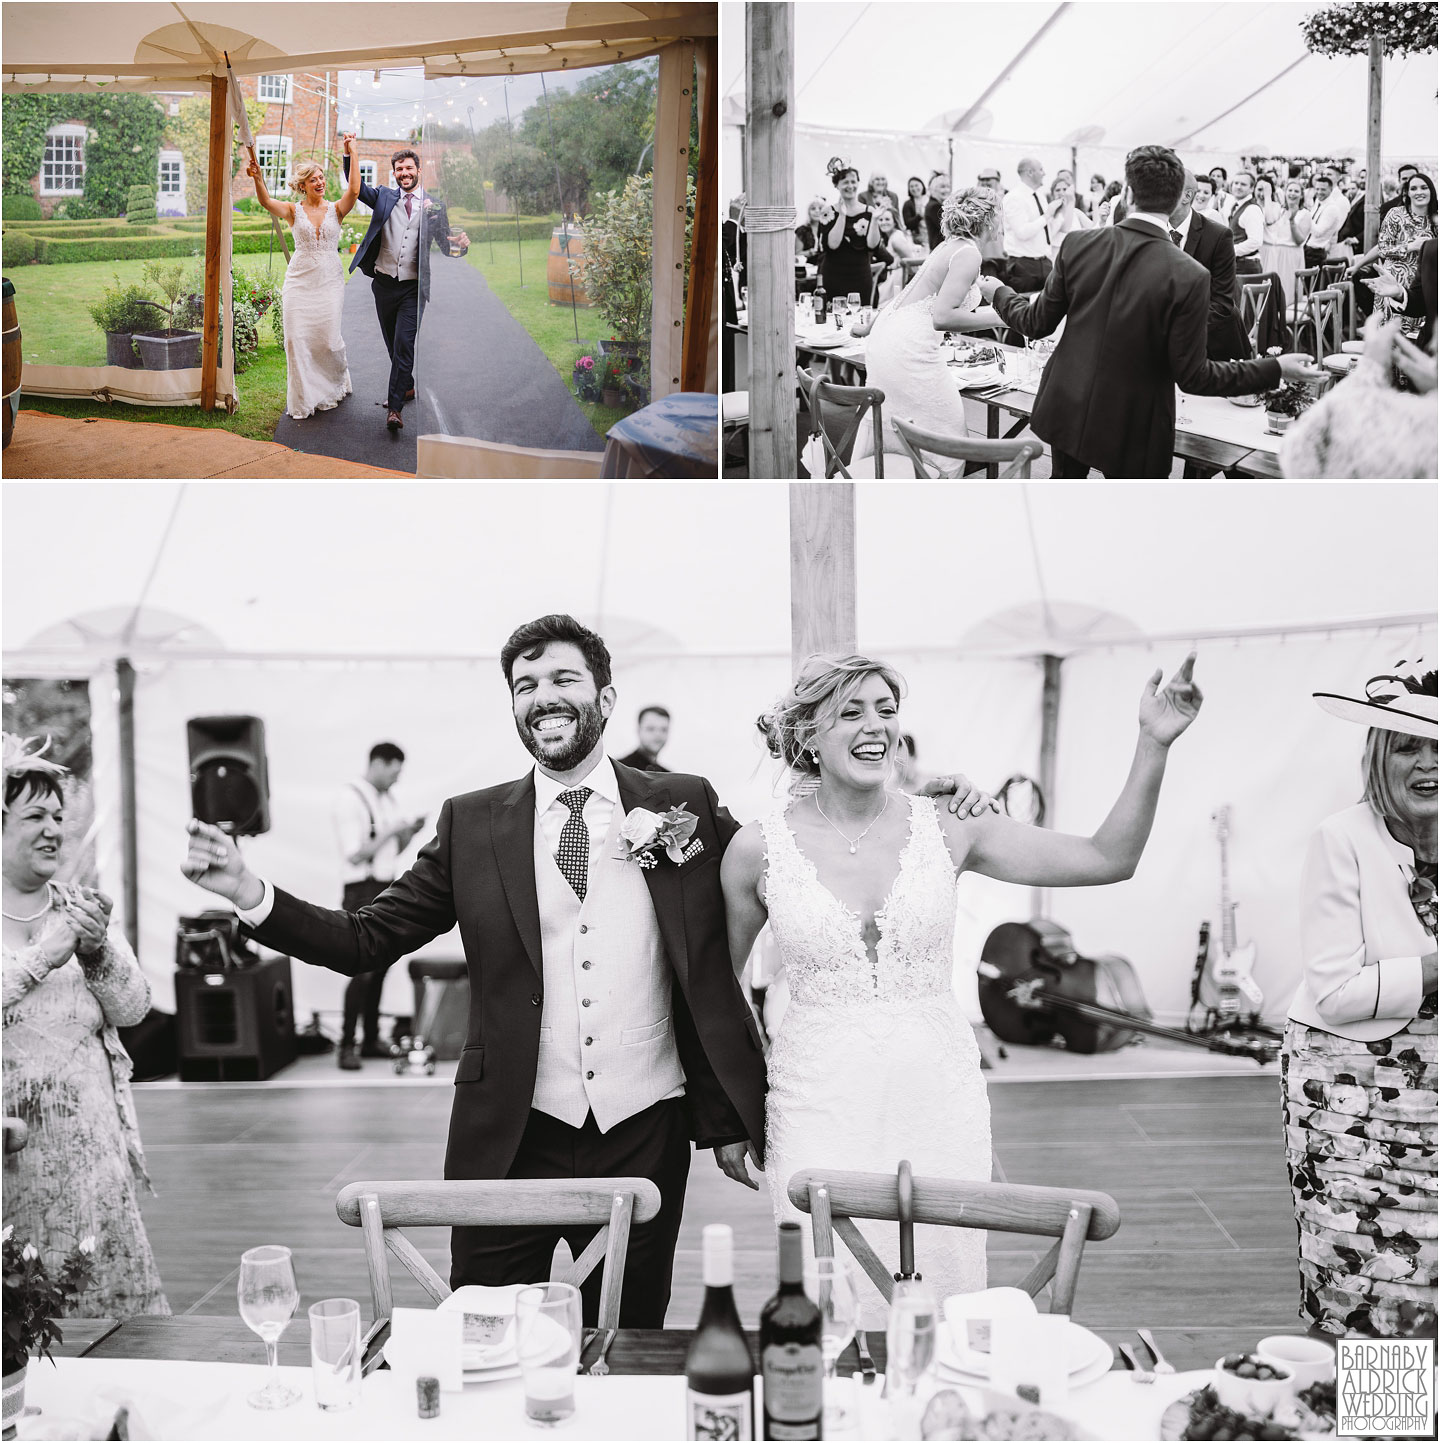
top-left (852, 238), bottom-right (983, 477)
top-left (282, 199), bottom-right (352, 420)
top-left (760, 792), bottom-right (991, 1324)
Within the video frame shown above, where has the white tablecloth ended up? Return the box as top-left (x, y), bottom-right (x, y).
top-left (19, 1356), bottom-right (1210, 1441)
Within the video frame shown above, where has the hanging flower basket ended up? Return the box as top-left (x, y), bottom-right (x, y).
top-left (1301, 2), bottom-right (1437, 58)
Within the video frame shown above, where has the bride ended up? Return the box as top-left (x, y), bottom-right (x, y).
top-left (852, 187), bottom-right (1005, 476)
top-left (721, 652), bottom-right (1202, 1315)
top-left (245, 133), bottom-right (363, 420)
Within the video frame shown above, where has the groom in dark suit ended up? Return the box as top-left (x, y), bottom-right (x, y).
top-left (343, 147), bottom-right (470, 432)
top-left (978, 145), bottom-right (1322, 477)
top-left (182, 614), bottom-right (766, 1329)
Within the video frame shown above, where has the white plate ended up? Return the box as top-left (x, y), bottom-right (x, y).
top-left (936, 1314), bottom-right (1112, 1385)
top-left (951, 363), bottom-right (1006, 390)
top-left (798, 332), bottom-right (848, 349)
top-left (436, 1284), bottom-right (524, 1372)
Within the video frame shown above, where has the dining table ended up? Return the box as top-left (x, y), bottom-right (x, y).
top-left (16, 1314), bottom-right (1285, 1441)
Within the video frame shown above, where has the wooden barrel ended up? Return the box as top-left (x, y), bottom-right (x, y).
top-left (546, 227), bottom-right (590, 307)
top-left (2, 278), bottom-right (19, 451)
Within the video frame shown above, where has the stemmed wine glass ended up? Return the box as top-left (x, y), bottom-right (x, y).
top-left (804, 1255), bottom-right (859, 1434)
top-left (238, 1244), bottom-right (301, 1409)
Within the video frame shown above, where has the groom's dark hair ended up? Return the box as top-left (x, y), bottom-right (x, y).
top-left (1124, 145), bottom-right (1185, 213)
top-left (391, 148), bottom-right (421, 171)
top-left (501, 614), bottom-right (613, 692)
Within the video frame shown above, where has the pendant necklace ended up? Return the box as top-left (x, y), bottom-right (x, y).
top-left (814, 792), bottom-right (890, 854)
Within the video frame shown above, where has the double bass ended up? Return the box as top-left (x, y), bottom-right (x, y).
top-left (978, 920), bottom-right (1277, 1064)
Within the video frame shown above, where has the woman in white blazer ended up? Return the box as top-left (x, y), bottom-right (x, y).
top-left (1284, 659), bottom-right (1436, 1340)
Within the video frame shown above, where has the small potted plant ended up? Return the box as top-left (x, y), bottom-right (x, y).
top-left (133, 260), bottom-right (203, 370)
top-left (2, 1226), bottom-right (96, 1434)
top-left (597, 352), bottom-right (631, 408)
top-left (1262, 380), bottom-right (1313, 435)
top-left (87, 273), bottom-right (165, 369)
top-left (571, 352), bottom-right (601, 403)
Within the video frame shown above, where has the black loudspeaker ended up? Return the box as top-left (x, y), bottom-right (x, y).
top-left (187, 715), bottom-right (270, 836)
top-left (175, 954), bottom-right (297, 1081)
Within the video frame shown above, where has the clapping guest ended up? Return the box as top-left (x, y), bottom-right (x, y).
top-left (1228, 172), bottom-right (1265, 283)
top-left (821, 157), bottom-right (883, 306)
top-left (902, 177), bottom-right (928, 247)
top-left (861, 171), bottom-right (901, 221)
top-left (1047, 174), bottom-right (1093, 259)
top-left (1003, 156), bottom-right (1064, 291)
top-left (1094, 180), bottom-right (1124, 227)
top-left (924, 172), bottom-right (951, 252)
top-left (1209, 167), bottom-right (1235, 221)
top-left (794, 197), bottom-right (830, 265)
top-left (1365, 235), bottom-right (1437, 350)
top-left (1304, 172), bottom-right (1350, 270)
top-left (1260, 178), bottom-right (1311, 298)
top-left (1085, 173), bottom-right (1107, 216)
top-left (1350, 173), bottom-right (1438, 342)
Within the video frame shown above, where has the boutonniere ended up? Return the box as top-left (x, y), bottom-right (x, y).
top-left (616, 804), bottom-right (703, 870)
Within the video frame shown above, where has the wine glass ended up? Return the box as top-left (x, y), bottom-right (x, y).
top-left (846, 291), bottom-right (861, 313)
top-left (885, 1280), bottom-right (938, 1399)
top-left (804, 1256), bottom-right (858, 1434)
top-left (238, 1244), bottom-right (301, 1409)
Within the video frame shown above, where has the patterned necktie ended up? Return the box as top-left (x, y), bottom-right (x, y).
top-left (1170, 228), bottom-right (1182, 246)
top-left (554, 788), bottom-right (593, 902)
top-left (1035, 190), bottom-right (1050, 245)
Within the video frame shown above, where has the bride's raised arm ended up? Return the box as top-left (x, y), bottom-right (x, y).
top-left (938, 654), bottom-right (1203, 887)
top-left (721, 823), bottom-right (770, 982)
top-left (244, 154), bottom-right (292, 225)
top-left (335, 134), bottom-right (362, 222)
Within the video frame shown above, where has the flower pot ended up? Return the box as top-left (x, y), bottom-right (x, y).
top-left (349, 244), bottom-right (358, 253)
top-left (2, 1362), bottom-right (26, 1439)
top-left (104, 329), bottom-right (142, 369)
top-left (601, 386), bottom-right (624, 408)
top-left (1264, 411), bottom-right (1293, 435)
top-left (134, 329), bottom-right (202, 371)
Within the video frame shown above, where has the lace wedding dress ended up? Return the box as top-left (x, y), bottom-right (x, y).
top-left (760, 792), bottom-right (990, 1323)
top-left (282, 199), bottom-right (352, 420)
top-left (852, 238), bottom-right (983, 477)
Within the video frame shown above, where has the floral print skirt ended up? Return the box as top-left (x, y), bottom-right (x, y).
top-left (1282, 1012), bottom-right (1437, 1338)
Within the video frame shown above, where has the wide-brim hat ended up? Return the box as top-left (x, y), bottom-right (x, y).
top-left (1313, 658), bottom-right (1436, 739)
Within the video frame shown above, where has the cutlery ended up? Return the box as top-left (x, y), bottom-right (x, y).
top-left (854, 1330), bottom-right (878, 1386)
top-left (588, 1327), bottom-right (618, 1376)
top-left (576, 1327), bottom-right (600, 1373)
top-left (1137, 1327), bottom-right (1175, 1375)
top-left (1118, 1343), bottom-right (1154, 1384)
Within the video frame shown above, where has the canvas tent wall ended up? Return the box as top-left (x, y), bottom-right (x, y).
top-left (3, 482), bottom-right (1434, 1032)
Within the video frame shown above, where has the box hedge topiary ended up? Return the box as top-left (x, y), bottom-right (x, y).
top-left (3, 231), bottom-right (37, 263)
top-left (32, 230), bottom-right (287, 264)
top-left (126, 184), bottom-right (157, 224)
top-left (2, 195), bottom-right (42, 221)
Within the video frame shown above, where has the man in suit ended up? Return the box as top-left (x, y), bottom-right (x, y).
top-left (976, 145), bottom-right (1323, 478)
top-left (1171, 170), bottom-right (1252, 362)
top-left (343, 148), bottom-right (470, 432)
top-left (618, 706), bottom-right (672, 774)
top-left (182, 614), bottom-right (767, 1329)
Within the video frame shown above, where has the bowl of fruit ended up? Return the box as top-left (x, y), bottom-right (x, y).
top-left (1214, 1352), bottom-right (1294, 1414)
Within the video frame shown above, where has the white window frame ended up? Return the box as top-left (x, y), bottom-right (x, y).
top-left (157, 150), bottom-right (185, 215)
top-left (354, 160), bottom-right (378, 213)
top-left (40, 123), bottom-right (86, 196)
top-left (256, 74), bottom-right (292, 105)
top-left (253, 135), bottom-right (293, 192)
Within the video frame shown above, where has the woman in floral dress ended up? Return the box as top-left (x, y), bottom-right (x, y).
top-left (2, 735), bottom-right (168, 1318)
top-left (1284, 662), bottom-right (1436, 1338)
top-left (1350, 172), bottom-right (1437, 341)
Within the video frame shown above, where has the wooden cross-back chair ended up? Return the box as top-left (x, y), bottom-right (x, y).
top-left (893, 416), bottom-right (1044, 479)
top-left (798, 367), bottom-right (919, 478)
top-left (1239, 280), bottom-right (1273, 355)
top-left (1305, 288), bottom-right (1347, 363)
top-left (335, 1177), bottom-right (661, 1367)
top-left (787, 1163), bottom-right (1121, 1317)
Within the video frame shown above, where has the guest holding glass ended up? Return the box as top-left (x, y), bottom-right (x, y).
top-left (1260, 178), bottom-right (1311, 299)
top-left (902, 177), bottom-right (928, 248)
top-left (2, 735), bottom-right (168, 1318)
top-left (1283, 659), bottom-right (1436, 1340)
top-left (821, 157), bottom-right (882, 307)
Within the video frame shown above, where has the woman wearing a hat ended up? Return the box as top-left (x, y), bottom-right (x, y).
top-left (1283, 660), bottom-right (1436, 1339)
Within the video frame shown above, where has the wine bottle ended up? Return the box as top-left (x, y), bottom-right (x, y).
top-left (760, 1223), bottom-right (823, 1440)
top-left (685, 1224), bottom-right (755, 1442)
top-left (813, 277), bottom-right (827, 324)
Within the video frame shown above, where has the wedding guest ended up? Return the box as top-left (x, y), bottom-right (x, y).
top-left (1284, 658), bottom-right (1436, 1339)
top-left (1171, 169), bottom-right (1252, 361)
top-left (1338, 171), bottom-right (1409, 323)
top-left (335, 742), bottom-right (426, 1070)
top-left (1209, 166), bottom-right (1235, 222)
top-left (1192, 175), bottom-right (1219, 216)
top-left (975, 168), bottom-right (1008, 277)
top-left (861, 172), bottom-right (901, 221)
top-left (1260, 177), bottom-right (1311, 300)
top-left (1048, 174), bottom-right (1093, 259)
top-left (1349, 172), bottom-right (1437, 342)
top-left (1366, 235), bottom-right (1437, 350)
top-left (794, 197), bottom-right (830, 265)
top-left (2, 735), bottom-right (168, 1318)
top-left (1304, 172), bottom-right (1350, 270)
top-left (1004, 156), bottom-right (1063, 291)
top-left (924, 172), bottom-right (952, 252)
top-left (821, 157), bottom-right (883, 307)
top-left (1228, 172), bottom-right (1266, 285)
top-left (1094, 180), bottom-right (1124, 227)
top-left (618, 707), bottom-right (672, 773)
top-left (1085, 173), bottom-right (1107, 216)
top-left (722, 192), bottom-right (746, 390)
top-left (874, 208), bottom-right (921, 301)
top-left (902, 177), bottom-right (928, 247)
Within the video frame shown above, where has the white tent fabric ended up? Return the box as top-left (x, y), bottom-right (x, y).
top-left (3, 481), bottom-right (1435, 1029)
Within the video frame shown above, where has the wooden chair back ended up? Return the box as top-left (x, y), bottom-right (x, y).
top-left (1328, 279), bottom-right (1358, 341)
top-left (893, 416), bottom-right (1043, 479)
top-left (1307, 288), bottom-right (1345, 361)
top-left (787, 1167), bottom-right (1121, 1317)
top-left (1290, 266), bottom-right (1323, 316)
top-left (334, 1177), bottom-right (662, 1357)
top-left (799, 367), bottom-right (886, 478)
top-left (1318, 261), bottom-right (1348, 292)
top-left (1239, 281), bottom-right (1271, 352)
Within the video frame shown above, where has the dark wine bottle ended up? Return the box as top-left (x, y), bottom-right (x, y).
top-left (813, 277), bottom-right (827, 324)
top-left (760, 1222), bottom-right (823, 1440)
top-left (685, 1224), bottom-right (755, 1441)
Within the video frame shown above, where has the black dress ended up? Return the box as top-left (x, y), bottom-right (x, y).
top-left (902, 196), bottom-right (925, 246)
top-left (819, 208), bottom-right (877, 305)
top-left (794, 223), bottom-right (821, 262)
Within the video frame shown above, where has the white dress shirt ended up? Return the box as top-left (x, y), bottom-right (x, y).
top-left (334, 778), bottom-right (405, 885)
top-left (1174, 209), bottom-right (1198, 248)
top-left (1124, 210), bottom-right (1178, 240)
top-left (1211, 190), bottom-right (1236, 222)
top-left (1307, 190), bottom-right (1349, 254)
top-left (1003, 185), bottom-right (1053, 258)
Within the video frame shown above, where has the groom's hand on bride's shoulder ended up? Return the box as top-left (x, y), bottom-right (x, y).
top-left (713, 1140), bottom-right (761, 1190)
top-left (922, 773), bottom-right (1001, 819)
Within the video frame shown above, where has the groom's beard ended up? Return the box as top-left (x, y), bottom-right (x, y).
top-left (516, 700), bottom-right (606, 773)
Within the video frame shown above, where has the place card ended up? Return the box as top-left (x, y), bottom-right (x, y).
top-left (990, 1313), bottom-right (1069, 1407)
top-left (385, 1305), bottom-right (464, 1392)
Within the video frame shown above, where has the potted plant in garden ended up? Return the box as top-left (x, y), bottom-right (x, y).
top-left (1262, 380), bottom-right (1313, 435)
top-left (133, 260), bottom-right (203, 370)
top-left (570, 352), bottom-right (601, 403)
top-left (88, 274), bottom-right (166, 369)
top-left (2, 1226), bottom-right (96, 1435)
top-left (597, 352), bottom-right (631, 408)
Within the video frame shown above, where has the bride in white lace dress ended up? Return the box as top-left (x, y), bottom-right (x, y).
top-left (722, 652), bottom-right (1203, 1318)
top-left (244, 133), bottom-right (363, 419)
top-left (852, 188), bottom-right (1005, 476)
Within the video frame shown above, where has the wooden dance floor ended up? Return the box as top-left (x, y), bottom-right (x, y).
top-left (131, 1073), bottom-right (1298, 1366)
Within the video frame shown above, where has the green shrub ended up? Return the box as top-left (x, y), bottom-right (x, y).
top-left (457, 217), bottom-right (558, 243)
top-left (2, 195), bottom-right (41, 221)
top-left (231, 295), bottom-right (260, 373)
top-left (126, 184), bottom-right (156, 224)
top-left (30, 230), bottom-right (289, 264)
top-left (3, 232), bottom-right (37, 264)
top-left (50, 198), bottom-right (100, 222)
top-left (2, 223), bottom-right (162, 240)
top-left (87, 271), bottom-right (161, 334)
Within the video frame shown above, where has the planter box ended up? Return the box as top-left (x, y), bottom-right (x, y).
top-left (104, 330), bottom-right (142, 369)
top-left (135, 329), bottom-right (202, 371)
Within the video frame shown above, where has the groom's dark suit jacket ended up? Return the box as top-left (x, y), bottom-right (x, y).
top-left (342, 157), bottom-right (456, 304)
top-left (245, 763), bottom-right (767, 1182)
top-left (992, 217), bottom-right (1283, 477)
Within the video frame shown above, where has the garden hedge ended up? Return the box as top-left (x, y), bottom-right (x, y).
top-left (452, 217), bottom-right (561, 242)
top-left (4, 223), bottom-right (164, 240)
top-left (25, 230), bottom-right (294, 264)
top-left (3, 232), bottom-right (37, 263)
top-left (2, 195), bottom-right (42, 220)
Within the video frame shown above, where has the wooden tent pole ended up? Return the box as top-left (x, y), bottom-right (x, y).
top-left (789, 483), bottom-right (856, 670)
top-left (1032, 653), bottom-right (1062, 919)
top-left (747, 1), bottom-right (796, 478)
top-left (201, 73), bottom-right (227, 412)
top-left (683, 35), bottom-right (719, 392)
top-left (1364, 33), bottom-right (1382, 250)
top-left (652, 38), bottom-right (695, 399)
top-left (116, 657), bottom-right (140, 954)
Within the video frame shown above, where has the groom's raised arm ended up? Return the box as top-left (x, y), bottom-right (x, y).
top-left (342, 154), bottom-right (381, 213)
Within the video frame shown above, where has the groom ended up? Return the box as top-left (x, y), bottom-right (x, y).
top-left (343, 147), bottom-right (471, 432)
top-left (182, 614), bottom-right (767, 1329)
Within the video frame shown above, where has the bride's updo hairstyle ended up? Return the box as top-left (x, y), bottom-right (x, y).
top-left (290, 159), bottom-right (326, 197)
top-left (757, 654), bottom-right (906, 785)
top-left (826, 156), bottom-right (859, 187)
top-left (941, 187), bottom-right (998, 240)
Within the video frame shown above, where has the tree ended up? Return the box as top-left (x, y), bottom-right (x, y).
top-left (174, 95), bottom-right (266, 215)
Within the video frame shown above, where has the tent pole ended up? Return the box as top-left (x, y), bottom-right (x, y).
top-left (116, 657), bottom-right (140, 956)
top-left (201, 73), bottom-right (228, 412)
top-left (1365, 34), bottom-right (1382, 250)
top-left (746, 1), bottom-right (797, 478)
top-left (653, 39), bottom-right (695, 399)
top-left (789, 483), bottom-right (856, 670)
top-left (683, 34), bottom-right (719, 393)
top-left (948, 3), bottom-right (1070, 137)
top-left (1032, 653), bottom-right (1061, 919)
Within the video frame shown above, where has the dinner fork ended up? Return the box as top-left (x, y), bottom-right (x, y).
top-left (1137, 1328), bottom-right (1175, 1375)
top-left (588, 1327), bottom-right (618, 1376)
top-left (1117, 1343), bottom-right (1155, 1384)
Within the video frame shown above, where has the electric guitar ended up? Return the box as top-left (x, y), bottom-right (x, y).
top-left (1195, 806), bottom-right (1264, 1026)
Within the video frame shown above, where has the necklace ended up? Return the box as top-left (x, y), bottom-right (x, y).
top-left (3, 885), bottom-right (52, 923)
top-left (814, 791), bottom-right (890, 855)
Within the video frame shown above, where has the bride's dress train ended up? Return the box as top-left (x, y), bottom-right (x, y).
top-left (282, 199), bottom-right (352, 420)
top-left (760, 791), bottom-right (991, 1324)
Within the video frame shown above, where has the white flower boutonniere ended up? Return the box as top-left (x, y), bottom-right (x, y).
top-left (616, 804), bottom-right (702, 870)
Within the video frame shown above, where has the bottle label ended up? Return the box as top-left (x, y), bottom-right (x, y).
top-left (762, 1343), bottom-right (823, 1430)
top-left (687, 1387), bottom-right (754, 1441)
